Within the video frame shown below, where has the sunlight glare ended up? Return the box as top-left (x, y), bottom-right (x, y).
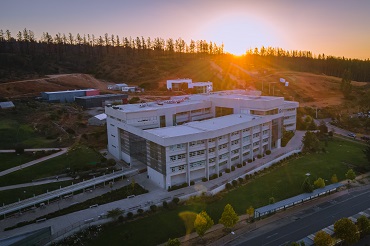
top-left (198, 14), bottom-right (283, 56)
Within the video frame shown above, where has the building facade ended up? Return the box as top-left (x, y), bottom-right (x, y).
top-left (106, 90), bottom-right (298, 189)
top-left (167, 78), bottom-right (213, 93)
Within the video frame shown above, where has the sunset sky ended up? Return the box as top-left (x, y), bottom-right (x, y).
top-left (1, 0), bottom-right (370, 59)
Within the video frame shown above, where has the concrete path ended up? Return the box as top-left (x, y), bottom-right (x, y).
top-left (0, 148), bottom-right (65, 153)
top-left (0, 177), bottom-right (74, 191)
top-left (0, 148), bottom-right (68, 177)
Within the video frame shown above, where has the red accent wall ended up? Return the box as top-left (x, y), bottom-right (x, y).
top-left (86, 90), bottom-right (100, 96)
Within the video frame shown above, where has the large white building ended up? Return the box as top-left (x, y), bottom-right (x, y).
top-left (106, 90), bottom-right (298, 189)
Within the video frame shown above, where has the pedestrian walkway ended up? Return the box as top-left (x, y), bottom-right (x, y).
top-left (0, 148), bottom-right (68, 177)
top-left (0, 177), bottom-right (73, 191)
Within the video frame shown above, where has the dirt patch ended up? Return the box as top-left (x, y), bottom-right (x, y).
top-left (0, 74), bottom-right (112, 99)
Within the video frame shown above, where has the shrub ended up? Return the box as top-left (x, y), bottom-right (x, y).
top-left (210, 174), bottom-right (218, 180)
top-left (150, 205), bottom-right (157, 212)
top-left (238, 177), bottom-right (244, 184)
top-left (237, 163), bottom-right (242, 168)
top-left (225, 168), bottom-right (231, 173)
top-left (190, 181), bottom-right (195, 186)
top-left (219, 172), bottom-right (222, 177)
top-left (265, 150), bottom-right (271, 155)
top-left (137, 209), bottom-right (144, 214)
top-left (242, 162), bottom-right (246, 166)
top-left (107, 158), bottom-right (116, 166)
top-left (202, 177), bottom-right (208, 182)
top-left (126, 212), bottom-right (133, 219)
top-left (232, 180), bottom-right (238, 187)
top-left (225, 183), bottom-right (232, 189)
top-left (257, 154), bottom-right (262, 159)
top-left (172, 197), bottom-right (180, 204)
top-left (118, 215), bottom-right (124, 222)
top-left (245, 174), bottom-right (250, 181)
top-left (247, 159), bottom-right (252, 163)
top-left (231, 166), bottom-right (236, 171)
top-left (163, 201), bottom-right (168, 209)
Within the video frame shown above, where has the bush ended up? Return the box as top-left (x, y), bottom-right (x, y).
top-left (172, 197), bottom-right (180, 204)
top-left (238, 177), bottom-right (244, 184)
top-left (137, 208), bottom-right (144, 214)
top-left (232, 180), bottom-right (238, 187)
top-left (210, 174), bottom-right (218, 180)
top-left (202, 177), bottom-right (208, 182)
top-left (115, 214), bottom-right (123, 222)
top-left (225, 183), bottom-right (232, 189)
top-left (257, 154), bottom-right (262, 159)
top-left (163, 201), bottom-right (168, 209)
top-left (231, 166), bottom-right (236, 171)
top-left (126, 212), bottom-right (133, 219)
top-left (150, 205), bottom-right (157, 212)
top-left (107, 158), bottom-right (116, 166)
top-left (190, 181), bottom-right (195, 186)
top-left (225, 168), bottom-right (231, 173)
top-left (265, 150), bottom-right (271, 155)
top-left (237, 163), bottom-right (242, 168)
top-left (245, 174), bottom-right (250, 181)
top-left (242, 162), bottom-right (246, 166)
top-left (247, 159), bottom-right (252, 163)
top-left (219, 172), bottom-right (222, 177)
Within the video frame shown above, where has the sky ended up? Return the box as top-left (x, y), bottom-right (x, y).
top-left (1, 0), bottom-right (370, 59)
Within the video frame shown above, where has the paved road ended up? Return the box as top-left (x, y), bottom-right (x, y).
top-left (0, 148), bottom-right (68, 177)
top-left (228, 188), bottom-right (370, 246)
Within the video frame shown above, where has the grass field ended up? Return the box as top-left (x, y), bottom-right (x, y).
top-left (0, 146), bottom-right (102, 187)
top-left (0, 181), bottom-right (73, 205)
top-left (0, 118), bottom-right (56, 149)
top-left (90, 137), bottom-right (368, 246)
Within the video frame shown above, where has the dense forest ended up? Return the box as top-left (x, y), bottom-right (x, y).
top-left (1, 28), bottom-right (370, 83)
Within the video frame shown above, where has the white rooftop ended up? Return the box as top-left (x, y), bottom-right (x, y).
top-left (113, 99), bottom-right (204, 113)
top-left (94, 113), bottom-right (107, 120)
top-left (43, 89), bottom-right (96, 94)
top-left (145, 114), bottom-right (261, 139)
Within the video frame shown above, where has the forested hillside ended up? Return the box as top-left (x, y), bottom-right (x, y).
top-left (1, 28), bottom-right (370, 86)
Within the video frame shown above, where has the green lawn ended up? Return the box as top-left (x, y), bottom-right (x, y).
top-left (90, 138), bottom-right (368, 246)
top-left (0, 146), bottom-right (102, 187)
top-left (0, 181), bottom-right (73, 205)
top-left (0, 119), bottom-right (56, 149)
top-left (0, 151), bottom-right (58, 172)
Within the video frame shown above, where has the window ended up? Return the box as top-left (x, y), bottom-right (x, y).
top-left (209, 147), bottom-right (215, 153)
top-left (253, 133), bottom-right (260, 138)
top-left (170, 156), bottom-right (176, 161)
top-left (231, 140), bottom-right (239, 145)
top-left (208, 138), bottom-right (215, 143)
top-left (243, 136), bottom-right (250, 143)
top-left (189, 141), bottom-right (196, 147)
top-left (190, 152), bottom-right (196, 157)
top-left (243, 128), bottom-right (250, 132)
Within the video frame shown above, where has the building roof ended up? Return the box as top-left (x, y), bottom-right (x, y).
top-left (191, 82), bottom-right (212, 86)
top-left (255, 183), bottom-right (345, 216)
top-left (145, 114), bottom-right (261, 138)
top-left (0, 101), bottom-right (15, 109)
top-left (75, 94), bottom-right (127, 100)
top-left (42, 89), bottom-right (96, 94)
top-left (114, 99), bottom-right (204, 113)
top-left (94, 113), bottom-right (107, 120)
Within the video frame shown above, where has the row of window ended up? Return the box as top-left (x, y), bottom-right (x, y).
top-left (190, 160), bottom-right (205, 169)
top-left (170, 164), bottom-right (186, 173)
top-left (189, 150), bottom-right (205, 157)
top-left (231, 139), bottom-right (239, 146)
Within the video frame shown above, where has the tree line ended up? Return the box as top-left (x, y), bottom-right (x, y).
top-left (1, 28), bottom-right (370, 83)
top-left (244, 46), bottom-right (370, 82)
top-left (0, 28), bottom-right (224, 57)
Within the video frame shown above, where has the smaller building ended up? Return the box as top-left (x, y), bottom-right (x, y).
top-left (88, 113), bottom-right (107, 126)
top-left (0, 101), bottom-right (15, 109)
top-left (75, 94), bottom-right (128, 108)
top-left (167, 78), bottom-right (213, 93)
top-left (108, 83), bottom-right (128, 90)
top-left (41, 89), bottom-right (99, 103)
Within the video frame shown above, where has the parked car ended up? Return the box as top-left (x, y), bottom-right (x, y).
top-left (348, 133), bottom-right (356, 138)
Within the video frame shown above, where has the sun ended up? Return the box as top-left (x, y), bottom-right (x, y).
top-left (197, 14), bottom-right (282, 56)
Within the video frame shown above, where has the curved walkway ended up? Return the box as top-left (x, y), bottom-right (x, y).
top-left (0, 148), bottom-right (68, 177)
